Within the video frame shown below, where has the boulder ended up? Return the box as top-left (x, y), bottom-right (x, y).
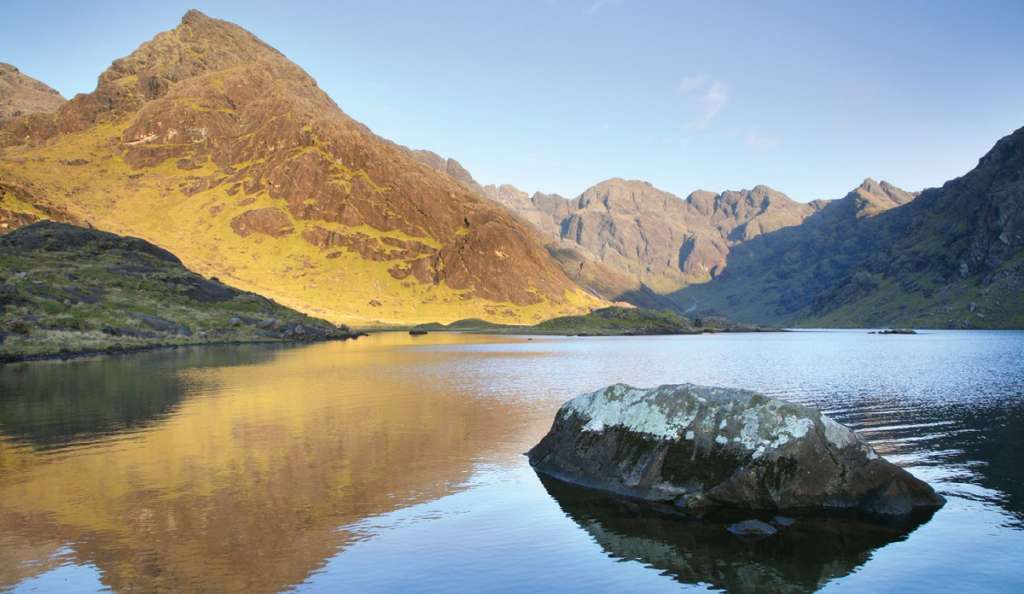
top-left (528, 383), bottom-right (945, 516)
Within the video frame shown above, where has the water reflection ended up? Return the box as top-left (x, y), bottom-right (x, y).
top-left (539, 475), bottom-right (936, 593)
top-left (1, 330), bottom-right (1022, 593)
top-left (0, 337), bottom-right (537, 593)
top-left (0, 346), bottom-right (282, 448)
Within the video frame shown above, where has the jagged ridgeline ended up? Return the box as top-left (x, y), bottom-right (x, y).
top-left (421, 129), bottom-right (1023, 329)
top-left (0, 10), bottom-right (603, 326)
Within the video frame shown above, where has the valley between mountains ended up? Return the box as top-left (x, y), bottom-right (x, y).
top-left (1, 10), bottom-right (1021, 331)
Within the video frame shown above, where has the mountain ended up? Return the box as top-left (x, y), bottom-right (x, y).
top-left (0, 63), bottom-right (65, 121)
top-left (418, 151), bottom-right (925, 317)
top-left (479, 178), bottom-right (833, 298)
top-left (1, 221), bottom-right (358, 361)
top-left (674, 127), bottom-right (1024, 328)
top-left (0, 10), bottom-right (601, 326)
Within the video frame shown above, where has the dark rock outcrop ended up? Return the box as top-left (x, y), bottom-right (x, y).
top-left (229, 207), bottom-right (295, 238)
top-left (528, 383), bottom-right (945, 516)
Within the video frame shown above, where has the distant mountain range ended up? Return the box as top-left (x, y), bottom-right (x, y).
top-left (418, 131), bottom-right (1022, 329)
top-left (0, 10), bottom-right (1020, 329)
top-left (0, 10), bottom-right (600, 326)
top-left (676, 127), bottom-right (1024, 328)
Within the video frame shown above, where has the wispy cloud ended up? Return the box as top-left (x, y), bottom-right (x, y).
top-left (744, 129), bottom-right (779, 150)
top-left (678, 76), bottom-right (729, 130)
top-left (677, 75), bottom-right (708, 95)
top-left (583, 0), bottom-right (623, 16)
top-left (697, 81), bottom-right (728, 129)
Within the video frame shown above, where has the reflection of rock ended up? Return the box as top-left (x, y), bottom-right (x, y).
top-left (529, 384), bottom-right (945, 515)
top-left (540, 475), bottom-right (938, 594)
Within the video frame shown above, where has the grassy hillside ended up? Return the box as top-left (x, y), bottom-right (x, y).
top-left (0, 222), bottom-right (358, 361)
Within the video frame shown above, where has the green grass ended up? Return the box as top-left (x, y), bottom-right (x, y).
top-left (1, 222), bottom-right (357, 361)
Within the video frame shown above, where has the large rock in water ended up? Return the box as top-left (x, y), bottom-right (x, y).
top-left (528, 384), bottom-right (945, 516)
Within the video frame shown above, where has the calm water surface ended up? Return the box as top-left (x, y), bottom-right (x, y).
top-left (1, 330), bottom-right (1022, 592)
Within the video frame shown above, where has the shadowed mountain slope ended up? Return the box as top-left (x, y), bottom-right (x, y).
top-left (672, 127), bottom-right (1024, 328)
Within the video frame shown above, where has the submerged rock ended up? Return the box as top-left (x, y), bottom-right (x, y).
top-left (528, 383), bottom-right (945, 516)
top-left (727, 519), bottom-right (777, 537)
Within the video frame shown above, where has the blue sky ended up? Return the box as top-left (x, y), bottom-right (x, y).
top-left (3, 0), bottom-right (1023, 201)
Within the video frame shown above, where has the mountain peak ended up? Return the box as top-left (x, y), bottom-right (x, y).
top-left (103, 9), bottom-right (284, 86)
top-left (1, 11), bottom-right (599, 325)
top-left (846, 178), bottom-right (915, 217)
top-left (857, 177), bottom-right (880, 190)
top-left (41, 10), bottom-right (298, 134)
top-left (594, 177), bottom-right (653, 189)
top-left (976, 125), bottom-right (1024, 172)
top-left (0, 62), bottom-right (65, 120)
top-left (181, 8), bottom-right (212, 25)
top-left (748, 184), bottom-right (793, 201)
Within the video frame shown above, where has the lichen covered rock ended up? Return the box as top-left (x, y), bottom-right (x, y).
top-left (528, 383), bottom-right (945, 516)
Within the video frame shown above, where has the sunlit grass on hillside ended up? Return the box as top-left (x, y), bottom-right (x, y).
top-left (0, 119), bottom-right (601, 326)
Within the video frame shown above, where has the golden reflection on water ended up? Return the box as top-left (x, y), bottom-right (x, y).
top-left (0, 334), bottom-right (544, 593)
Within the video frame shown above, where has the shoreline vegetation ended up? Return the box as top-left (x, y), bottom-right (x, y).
top-left (407, 306), bottom-right (782, 336)
top-left (0, 222), bottom-right (363, 364)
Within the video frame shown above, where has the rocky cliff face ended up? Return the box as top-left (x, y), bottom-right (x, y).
top-left (424, 153), bottom-right (918, 311)
top-left (481, 177), bottom-right (834, 298)
top-left (0, 10), bottom-right (601, 325)
top-left (0, 63), bottom-right (65, 121)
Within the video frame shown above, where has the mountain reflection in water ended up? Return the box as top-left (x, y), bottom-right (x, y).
top-left (0, 335), bottom-right (538, 593)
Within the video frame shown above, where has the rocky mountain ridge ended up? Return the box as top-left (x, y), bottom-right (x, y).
top-left (413, 131), bottom-right (1023, 328)
top-left (0, 63), bottom-right (65, 121)
top-left (422, 158), bottom-right (915, 304)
